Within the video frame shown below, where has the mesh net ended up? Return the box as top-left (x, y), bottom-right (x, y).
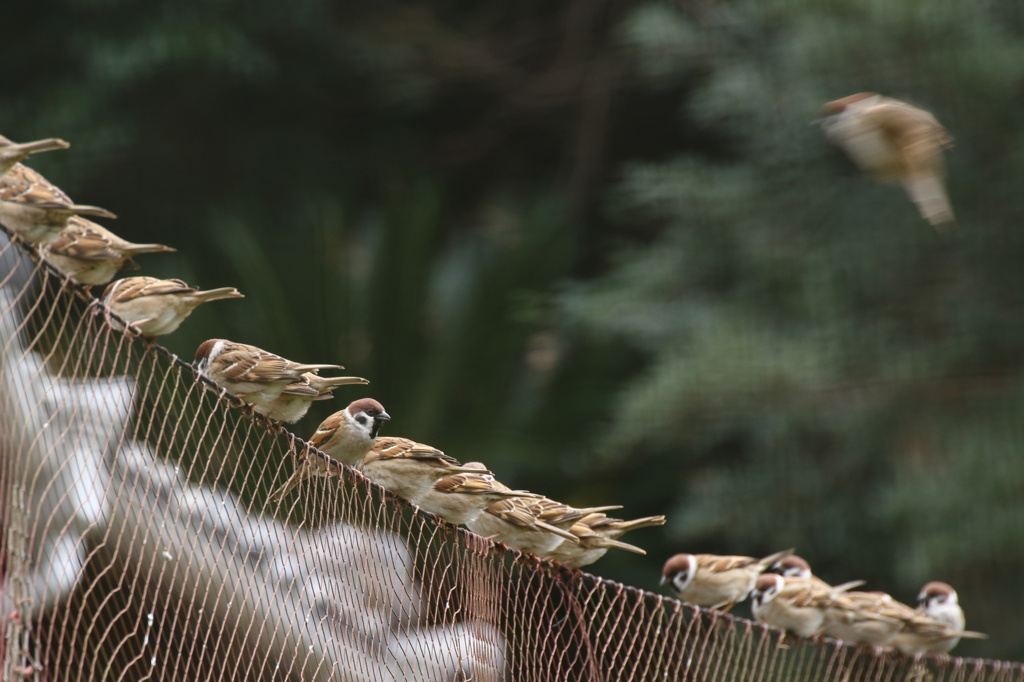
top-left (1, 231), bottom-right (1022, 681)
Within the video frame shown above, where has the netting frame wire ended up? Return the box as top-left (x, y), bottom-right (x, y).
top-left (2, 230), bottom-right (1024, 681)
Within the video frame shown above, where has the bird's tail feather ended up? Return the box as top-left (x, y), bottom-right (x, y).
top-left (193, 287), bottom-right (245, 303)
top-left (33, 202), bottom-right (117, 220)
top-left (903, 174), bottom-right (955, 228)
top-left (68, 204), bottom-right (118, 220)
top-left (595, 538), bottom-right (647, 555)
top-left (611, 515), bottom-right (667, 533)
top-left (2, 138), bottom-right (70, 157)
top-left (534, 520), bottom-right (580, 543)
top-left (123, 243), bottom-right (177, 255)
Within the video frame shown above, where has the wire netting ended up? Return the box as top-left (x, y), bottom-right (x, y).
top-left (1, 231), bottom-right (1022, 681)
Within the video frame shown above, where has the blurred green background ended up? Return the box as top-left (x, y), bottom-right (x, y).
top-left (6, 0), bottom-right (1024, 660)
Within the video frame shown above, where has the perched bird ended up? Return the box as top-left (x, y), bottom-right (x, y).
top-left (0, 135), bottom-right (69, 179)
top-left (820, 591), bottom-right (906, 647)
top-left (468, 497), bottom-right (621, 556)
top-left (356, 437), bottom-right (487, 503)
top-left (40, 218), bottom-right (175, 285)
top-left (769, 555), bottom-right (865, 594)
top-left (660, 549), bottom-right (794, 611)
top-left (253, 372), bottom-right (369, 424)
top-left (819, 93), bottom-right (955, 228)
top-left (415, 468), bottom-right (539, 526)
top-left (889, 582), bottom-right (985, 655)
top-left (889, 613), bottom-right (986, 656)
top-left (751, 573), bottom-right (839, 638)
top-left (545, 513), bottom-right (665, 568)
top-left (193, 339), bottom-right (341, 407)
top-left (0, 163), bottom-right (116, 243)
top-left (308, 399), bottom-right (391, 465)
top-left (917, 582), bottom-right (963, 631)
top-left (102, 276), bottom-right (244, 337)
top-left (751, 573), bottom-right (866, 638)
top-left (270, 399), bottom-right (389, 502)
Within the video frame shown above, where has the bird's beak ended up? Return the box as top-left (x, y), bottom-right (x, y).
top-left (659, 576), bottom-right (667, 586)
top-left (378, 411), bottom-right (391, 421)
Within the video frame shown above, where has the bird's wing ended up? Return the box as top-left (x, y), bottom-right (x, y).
top-left (46, 224), bottom-right (121, 260)
top-left (868, 100), bottom-right (953, 167)
top-left (308, 415), bottom-right (343, 450)
top-left (107, 278), bottom-right (195, 302)
top-left (370, 437), bottom-right (463, 466)
top-left (218, 346), bottom-right (300, 384)
top-left (697, 554), bottom-right (757, 572)
top-left (278, 376), bottom-right (321, 397)
top-left (0, 164), bottom-right (74, 204)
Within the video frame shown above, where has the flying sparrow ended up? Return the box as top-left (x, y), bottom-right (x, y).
top-left (40, 218), bottom-right (175, 285)
top-left (102, 276), bottom-right (244, 337)
top-left (660, 549), bottom-right (794, 611)
top-left (193, 339), bottom-right (342, 407)
top-left (270, 398), bottom-right (389, 502)
top-left (889, 582), bottom-right (985, 655)
top-left (820, 591), bottom-right (907, 647)
top-left (545, 513), bottom-right (665, 568)
top-left (467, 497), bottom-right (621, 556)
top-left (252, 372), bottom-right (369, 424)
top-left (819, 93), bottom-right (955, 228)
top-left (415, 470), bottom-right (539, 526)
top-left (356, 437), bottom-right (487, 503)
top-left (0, 163), bottom-right (117, 243)
top-left (769, 555), bottom-right (865, 594)
top-left (0, 135), bottom-right (69, 179)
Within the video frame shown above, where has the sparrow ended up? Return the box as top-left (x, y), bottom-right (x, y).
top-left (40, 218), bottom-right (175, 285)
top-left (545, 513), bottom-right (665, 568)
top-left (0, 163), bottom-right (117, 243)
top-left (751, 573), bottom-right (840, 638)
top-left (467, 497), bottom-right (621, 556)
top-left (415, 469), bottom-right (539, 526)
top-left (252, 372), bottom-right (369, 424)
top-left (660, 549), bottom-right (794, 611)
top-left (751, 573), bottom-right (866, 638)
top-left (820, 591), bottom-right (906, 647)
top-left (193, 339), bottom-right (342, 407)
top-left (889, 582), bottom-right (985, 655)
top-left (309, 399), bottom-right (391, 465)
top-left (102, 276), bottom-right (244, 337)
top-left (769, 555), bottom-right (865, 594)
top-left (889, 613), bottom-right (987, 656)
top-left (819, 93), bottom-right (955, 228)
top-left (270, 399), bottom-right (389, 502)
top-left (0, 135), bottom-right (69, 179)
top-left (356, 437), bottom-right (488, 503)
top-left (917, 582), bottom-right (964, 631)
